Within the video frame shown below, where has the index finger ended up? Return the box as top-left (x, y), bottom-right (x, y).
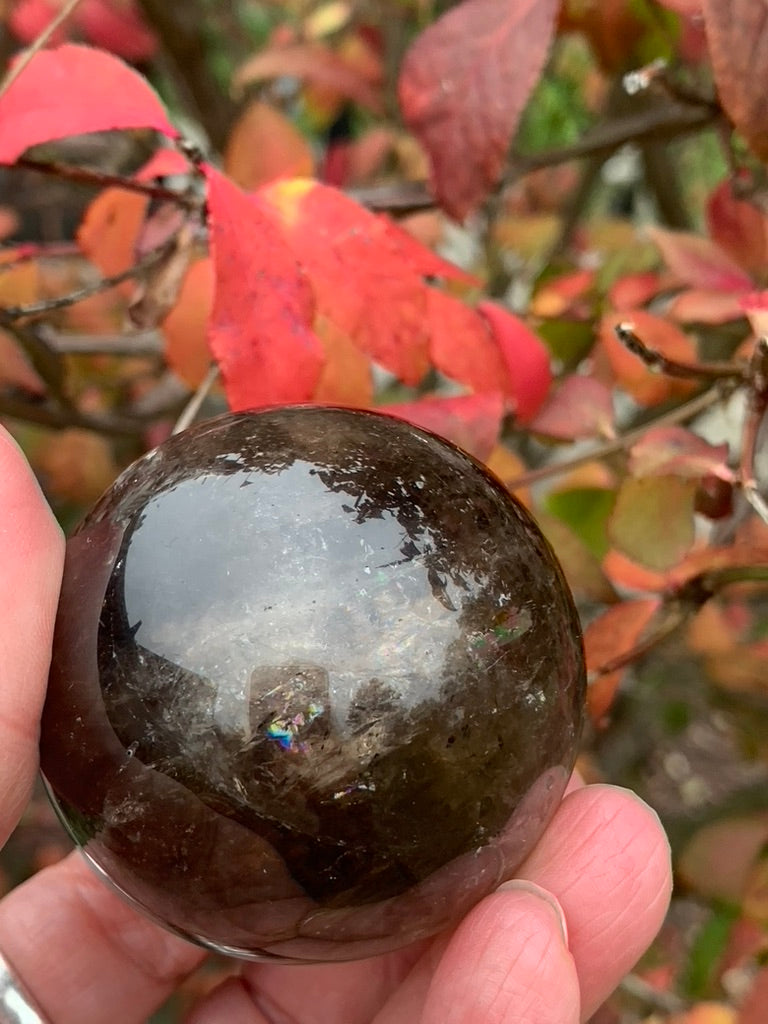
top-left (0, 426), bottom-right (64, 844)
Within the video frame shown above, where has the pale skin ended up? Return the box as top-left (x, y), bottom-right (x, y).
top-left (0, 426), bottom-right (673, 1024)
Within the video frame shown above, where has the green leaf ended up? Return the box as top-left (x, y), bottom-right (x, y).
top-left (608, 475), bottom-right (697, 571)
top-left (681, 904), bottom-right (739, 1000)
top-left (544, 487), bottom-right (616, 560)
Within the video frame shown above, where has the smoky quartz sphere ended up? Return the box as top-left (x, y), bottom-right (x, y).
top-left (41, 406), bottom-right (586, 963)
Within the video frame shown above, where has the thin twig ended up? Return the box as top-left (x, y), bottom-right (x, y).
top-left (0, 395), bottom-right (151, 436)
top-left (615, 322), bottom-right (744, 381)
top-left (0, 0), bottom-right (84, 100)
top-left (37, 324), bottom-right (164, 356)
top-left (1, 239), bottom-right (176, 320)
top-left (172, 364), bottom-right (219, 434)
top-left (592, 563), bottom-right (768, 679)
top-left (509, 385), bottom-right (730, 491)
top-left (15, 157), bottom-right (201, 211)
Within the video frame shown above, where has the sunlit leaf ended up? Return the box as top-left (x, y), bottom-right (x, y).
top-left (545, 487), bottom-right (616, 560)
top-left (204, 167), bottom-right (324, 410)
top-left (312, 315), bottom-right (373, 407)
top-left (427, 290), bottom-right (513, 394)
top-left (76, 188), bottom-right (148, 279)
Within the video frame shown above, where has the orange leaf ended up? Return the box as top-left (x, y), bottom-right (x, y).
top-left (77, 188), bottom-right (148, 279)
top-left (585, 598), bottom-right (660, 722)
top-left (312, 316), bottom-right (373, 407)
top-left (162, 257), bottom-right (214, 388)
top-left (0, 327), bottom-right (45, 395)
top-left (224, 101), bottom-right (314, 191)
top-left (531, 375), bottom-right (614, 440)
top-left (599, 309), bottom-right (697, 406)
top-left (35, 428), bottom-right (118, 505)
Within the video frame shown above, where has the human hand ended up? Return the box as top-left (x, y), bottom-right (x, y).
top-left (0, 426), bottom-right (672, 1024)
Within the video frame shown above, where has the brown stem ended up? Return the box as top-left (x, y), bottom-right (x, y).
top-left (509, 385), bottom-right (731, 490)
top-left (0, 396), bottom-right (152, 436)
top-left (0, 0), bottom-right (84, 99)
top-left (15, 158), bottom-right (201, 210)
top-left (1, 238), bottom-right (176, 320)
top-left (614, 323), bottom-right (743, 381)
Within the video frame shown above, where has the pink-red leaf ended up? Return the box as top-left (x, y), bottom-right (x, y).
top-left (630, 426), bottom-right (732, 480)
top-left (233, 42), bottom-right (383, 112)
top-left (530, 375), bottom-right (614, 441)
top-left (477, 301), bottom-right (552, 422)
top-left (0, 44), bottom-right (176, 164)
top-left (204, 167), bottom-right (324, 410)
top-left (706, 177), bottom-right (768, 275)
top-left (76, 0), bottom-right (157, 62)
top-left (398, 0), bottom-right (559, 220)
top-left (647, 225), bottom-right (753, 292)
top-left (378, 392), bottom-right (506, 461)
top-left (703, 0), bottom-right (768, 162)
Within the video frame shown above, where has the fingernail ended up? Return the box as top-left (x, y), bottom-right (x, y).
top-left (496, 880), bottom-right (569, 945)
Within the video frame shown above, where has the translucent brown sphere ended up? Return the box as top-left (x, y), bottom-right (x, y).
top-left (41, 406), bottom-right (585, 962)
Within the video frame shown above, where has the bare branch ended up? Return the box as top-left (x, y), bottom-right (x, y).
top-left (15, 157), bottom-right (202, 211)
top-left (614, 322), bottom-right (744, 381)
top-left (172, 364), bottom-right (219, 435)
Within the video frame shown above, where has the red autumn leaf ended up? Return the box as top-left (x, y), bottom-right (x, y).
top-left (703, 0), bottom-right (768, 162)
top-left (427, 290), bottom-right (513, 394)
top-left (585, 598), bottom-right (661, 722)
top-left (740, 966), bottom-right (768, 1024)
top-left (76, 0), bottom-right (157, 62)
top-left (224, 101), bottom-right (314, 191)
top-left (258, 179), bottom-right (434, 385)
top-left (647, 225), bottom-right (754, 292)
top-left (629, 426), bottom-right (732, 480)
top-left (477, 301), bottom-right (552, 422)
top-left (204, 167), bottom-right (324, 410)
top-left (0, 44), bottom-right (176, 165)
top-left (530, 269), bottom-right (595, 318)
top-left (530, 375), bottom-right (615, 441)
top-left (706, 177), bottom-right (768, 275)
top-left (608, 271), bottom-right (663, 312)
top-left (398, 0), bottom-right (559, 220)
top-left (599, 309), bottom-right (697, 406)
top-left (134, 147), bottom-right (191, 181)
top-left (378, 392), bottom-right (506, 462)
top-left (233, 42), bottom-right (383, 113)
top-left (9, 0), bottom-right (68, 45)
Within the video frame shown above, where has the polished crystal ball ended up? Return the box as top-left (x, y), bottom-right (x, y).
top-left (41, 406), bottom-right (585, 962)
